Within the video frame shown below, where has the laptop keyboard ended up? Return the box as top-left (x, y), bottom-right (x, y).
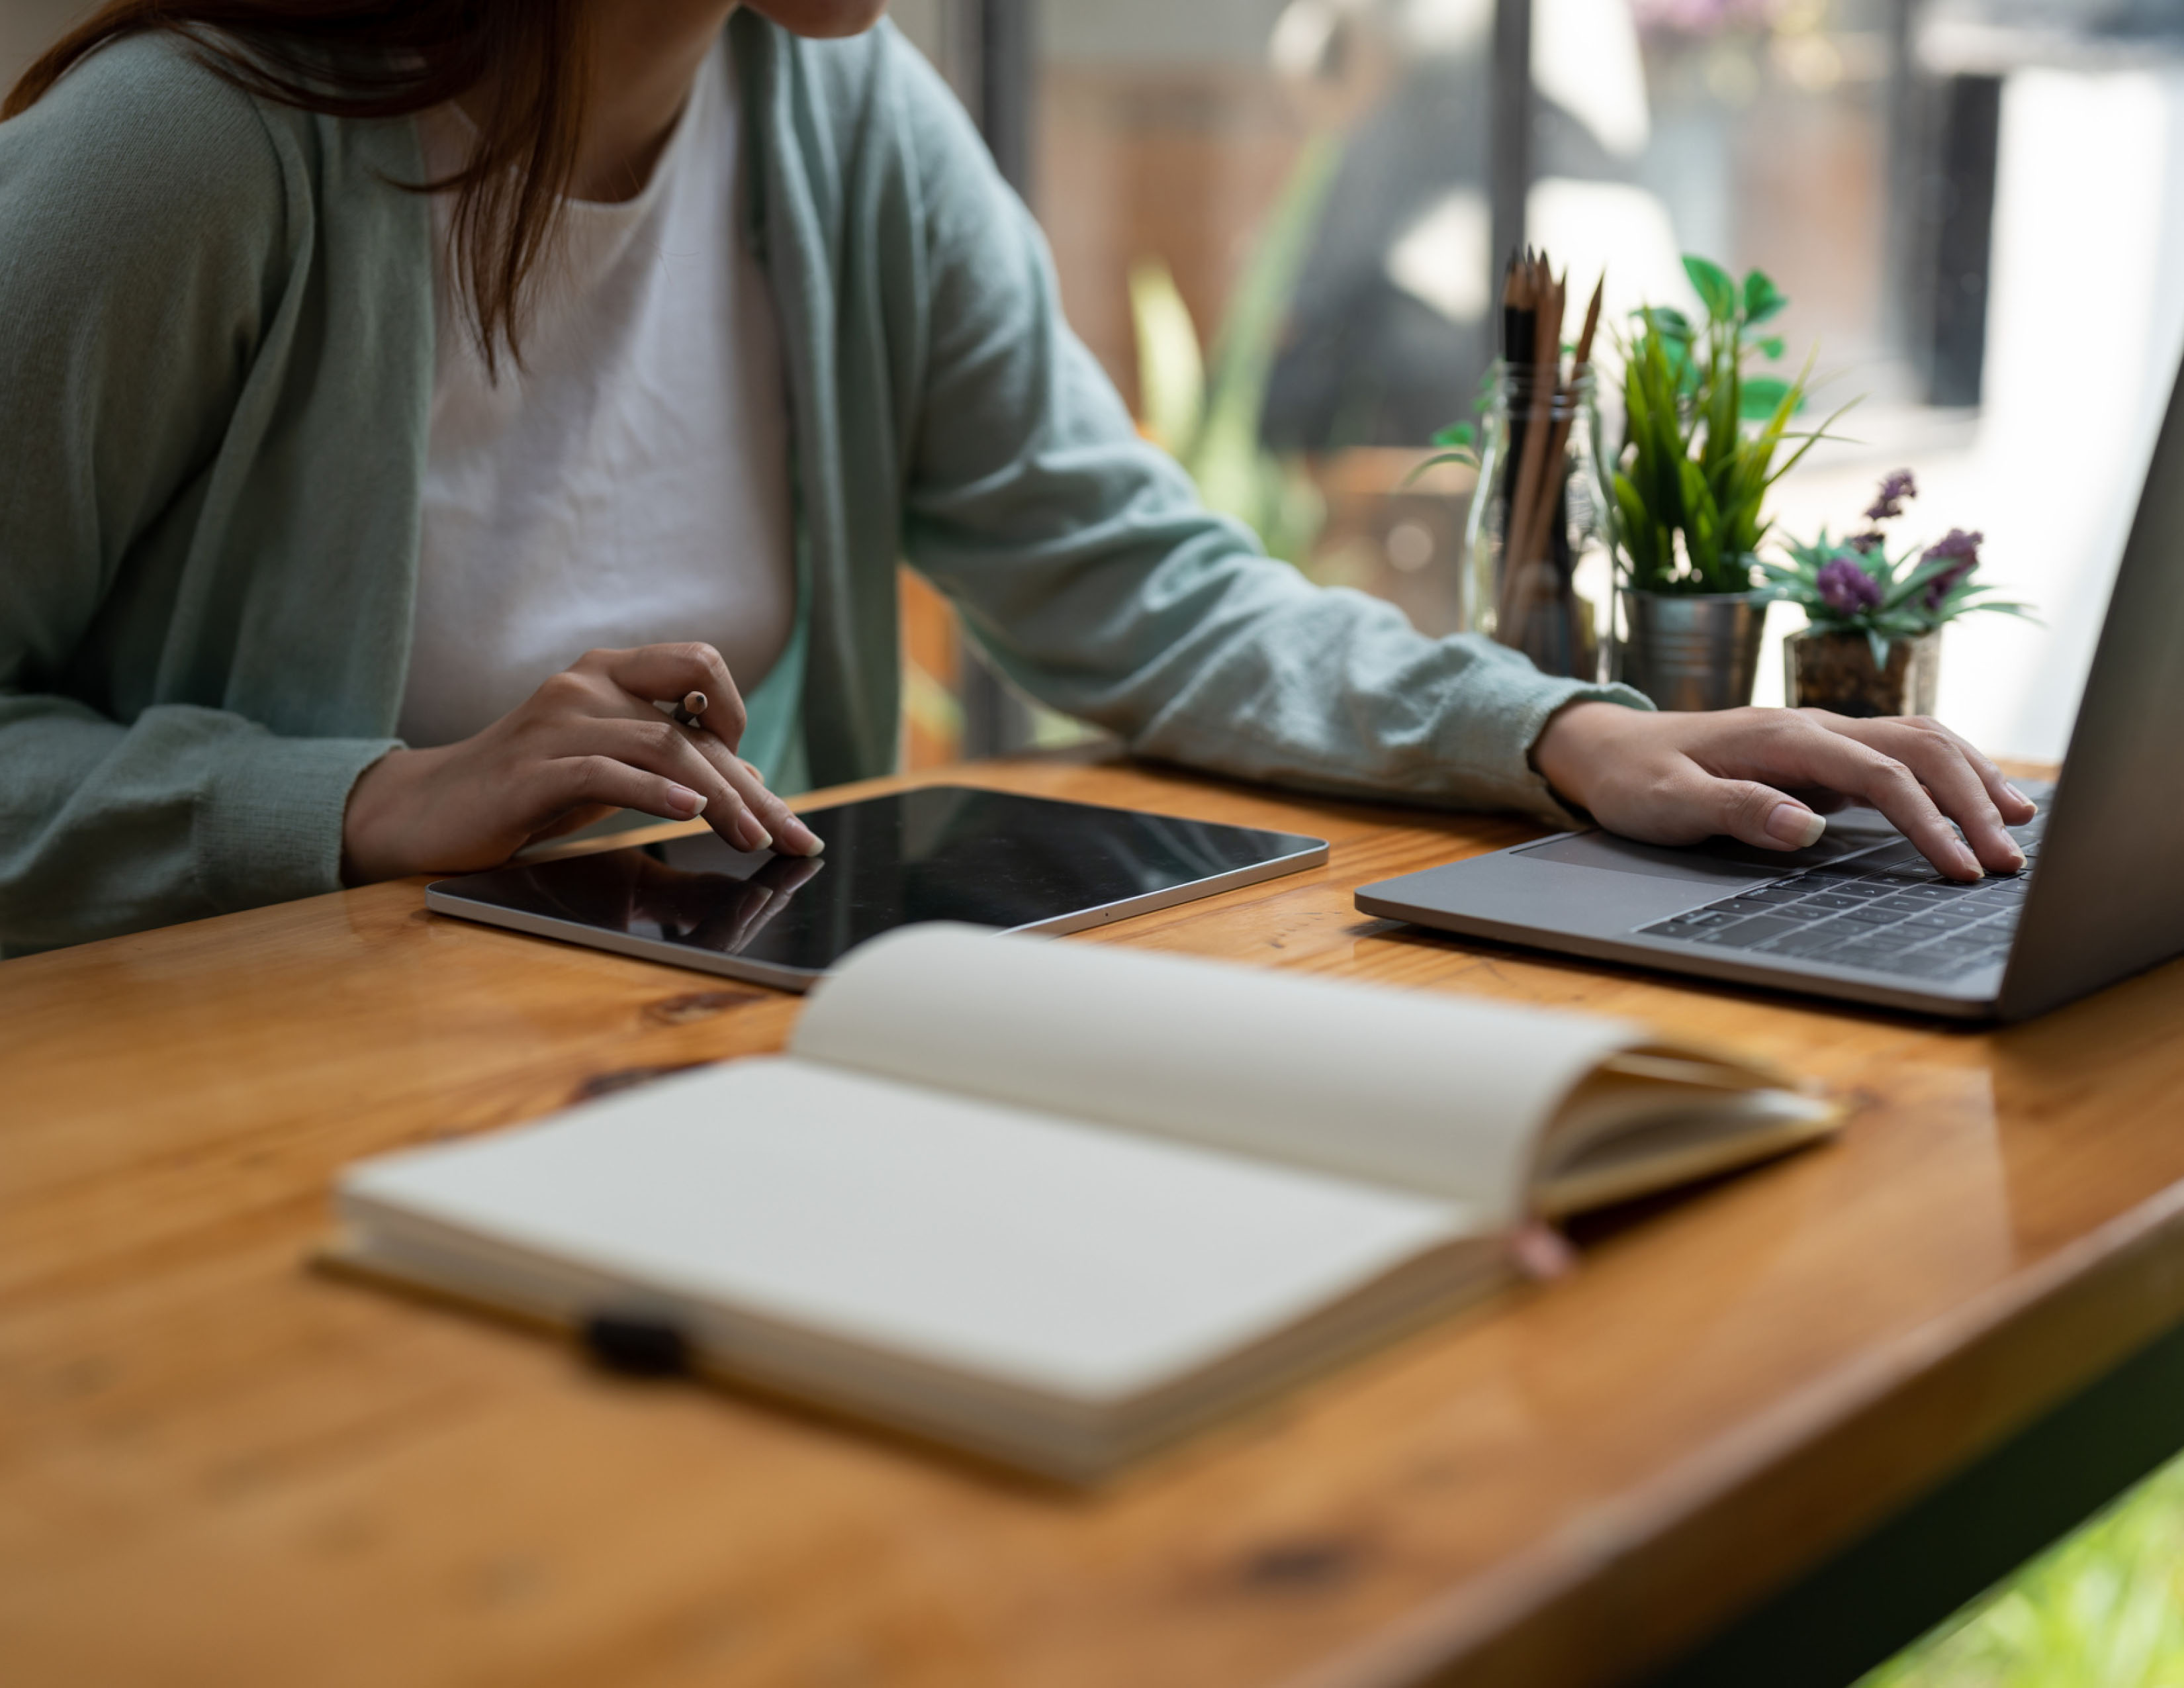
top-left (1637, 812), bottom-right (2046, 980)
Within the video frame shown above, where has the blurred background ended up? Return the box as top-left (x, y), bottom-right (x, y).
top-left (887, 0), bottom-right (2184, 769)
top-left (6, 0), bottom-right (2182, 766)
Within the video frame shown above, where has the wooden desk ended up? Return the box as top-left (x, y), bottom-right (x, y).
top-left (8, 755), bottom-right (2184, 1688)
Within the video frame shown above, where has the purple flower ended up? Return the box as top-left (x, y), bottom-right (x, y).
top-left (1921, 528), bottom-right (1983, 609)
top-left (1864, 469), bottom-right (1918, 524)
top-left (1847, 530), bottom-right (1884, 555)
top-left (1817, 555), bottom-right (1883, 616)
top-left (1923, 527), bottom-right (1982, 563)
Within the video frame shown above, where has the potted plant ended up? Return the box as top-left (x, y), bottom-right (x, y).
top-left (1764, 471), bottom-right (2034, 716)
top-left (1606, 257), bottom-right (1844, 710)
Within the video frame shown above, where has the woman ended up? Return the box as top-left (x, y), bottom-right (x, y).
top-left (0, 0), bottom-right (2030, 955)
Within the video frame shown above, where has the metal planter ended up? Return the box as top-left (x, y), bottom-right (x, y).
top-left (1616, 590), bottom-right (1770, 712)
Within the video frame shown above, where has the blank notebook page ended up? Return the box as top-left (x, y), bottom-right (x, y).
top-left (342, 1059), bottom-right (1470, 1402)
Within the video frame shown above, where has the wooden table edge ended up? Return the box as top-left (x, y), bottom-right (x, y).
top-left (1292, 1123), bottom-right (2184, 1687)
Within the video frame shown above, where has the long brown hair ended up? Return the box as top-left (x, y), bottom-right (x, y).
top-left (5, 1), bottom-right (592, 364)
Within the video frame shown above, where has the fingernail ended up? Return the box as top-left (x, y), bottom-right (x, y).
top-left (1766, 802), bottom-right (1826, 848)
top-left (787, 818), bottom-right (824, 856)
top-left (2005, 782), bottom-right (2034, 809)
top-left (1956, 848), bottom-right (1984, 880)
top-left (738, 818), bottom-right (774, 853)
top-left (665, 782), bottom-right (705, 819)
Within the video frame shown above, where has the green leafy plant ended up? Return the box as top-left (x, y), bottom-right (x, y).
top-left (1407, 417), bottom-right (1480, 476)
top-left (1401, 378), bottom-right (1503, 509)
top-left (1762, 470), bottom-right (2036, 667)
top-left (1610, 256), bottom-right (1849, 595)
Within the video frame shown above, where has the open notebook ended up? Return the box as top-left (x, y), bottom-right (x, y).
top-left (330, 925), bottom-right (1841, 1479)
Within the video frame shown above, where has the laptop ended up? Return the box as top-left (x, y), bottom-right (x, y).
top-left (1356, 363), bottom-right (2184, 1022)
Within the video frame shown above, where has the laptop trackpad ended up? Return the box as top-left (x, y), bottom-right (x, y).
top-left (1514, 827), bottom-right (1880, 884)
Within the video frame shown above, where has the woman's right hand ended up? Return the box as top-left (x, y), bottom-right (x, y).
top-left (340, 643), bottom-right (824, 884)
top-left (1531, 702), bottom-right (2033, 880)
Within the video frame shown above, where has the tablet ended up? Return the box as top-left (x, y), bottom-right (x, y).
top-left (423, 784), bottom-right (1329, 990)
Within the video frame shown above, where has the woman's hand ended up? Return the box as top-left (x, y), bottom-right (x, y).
top-left (1531, 703), bottom-right (2039, 882)
top-left (341, 643), bottom-right (824, 884)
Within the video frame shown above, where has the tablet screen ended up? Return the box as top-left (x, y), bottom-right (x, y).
top-left (426, 785), bottom-right (1326, 986)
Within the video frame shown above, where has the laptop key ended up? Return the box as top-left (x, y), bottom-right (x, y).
top-left (1694, 915), bottom-right (1809, 947)
top-left (1642, 909), bottom-right (1747, 935)
top-left (1846, 859), bottom-right (1927, 880)
top-left (1760, 926), bottom-right (1852, 957)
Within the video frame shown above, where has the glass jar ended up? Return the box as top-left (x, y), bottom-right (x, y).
top-left (1784, 628), bottom-right (1941, 717)
top-left (1463, 365), bottom-right (1610, 680)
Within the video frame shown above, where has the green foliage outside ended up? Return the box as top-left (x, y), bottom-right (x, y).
top-left (1862, 1449), bottom-right (2184, 1688)
top-left (1126, 135), bottom-right (1341, 570)
top-left (1611, 256), bottom-right (1847, 596)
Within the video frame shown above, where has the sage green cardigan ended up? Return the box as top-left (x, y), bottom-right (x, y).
top-left (0, 16), bottom-right (1644, 954)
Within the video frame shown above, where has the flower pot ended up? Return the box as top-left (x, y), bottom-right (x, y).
top-left (1615, 589), bottom-right (1770, 712)
top-left (1784, 628), bottom-right (1940, 718)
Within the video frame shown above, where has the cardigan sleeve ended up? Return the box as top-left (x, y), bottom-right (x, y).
top-left (0, 40), bottom-right (395, 953)
top-left (885, 36), bottom-right (1649, 820)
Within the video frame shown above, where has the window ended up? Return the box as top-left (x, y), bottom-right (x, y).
top-left (901, 0), bottom-right (2184, 765)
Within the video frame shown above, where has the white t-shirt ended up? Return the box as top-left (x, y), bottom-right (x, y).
top-left (396, 36), bottom-right (796, 754)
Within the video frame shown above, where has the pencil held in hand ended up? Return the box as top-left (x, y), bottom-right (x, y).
top-left (671, 690), bottom-right (708, 729)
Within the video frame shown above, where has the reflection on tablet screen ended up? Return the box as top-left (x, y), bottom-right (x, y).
top-left (480, 849), bottom-right (828, 955)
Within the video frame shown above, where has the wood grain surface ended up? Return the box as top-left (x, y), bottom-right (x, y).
top-left (6, 753), bottom-right (2181, 1688)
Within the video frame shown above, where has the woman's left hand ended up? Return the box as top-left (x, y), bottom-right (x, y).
top-left (1530, 702), bottom-right (2040, 882)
